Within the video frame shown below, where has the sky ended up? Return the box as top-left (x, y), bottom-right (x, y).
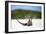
top-left (11, 5), bottom-right (41, 12)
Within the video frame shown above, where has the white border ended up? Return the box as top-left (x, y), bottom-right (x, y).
top-left (8, 3), bottom-right (44, 32)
